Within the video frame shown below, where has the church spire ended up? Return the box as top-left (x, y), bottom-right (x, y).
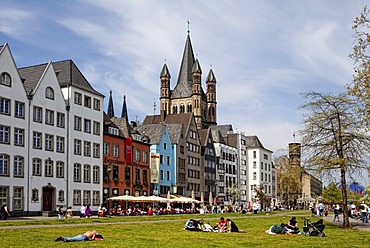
top-left (121, 95), bottom-right (129, 123)
top-left (107, 90), bottom-right (115, 118)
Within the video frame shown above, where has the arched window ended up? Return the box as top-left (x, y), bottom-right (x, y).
top-left (0, 72), bottom-right (11, 87)
top-left (180, 105), bottom-right (185, 113)
top-left (187, 104), bottom-right (192, 112)
top-left (45, 87), bottom-right (54, 100)
top-left (173, 105), bottom-right (178, 114)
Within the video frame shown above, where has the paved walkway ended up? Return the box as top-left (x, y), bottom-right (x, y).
top-left (323, 214), bottom-right (370, 231)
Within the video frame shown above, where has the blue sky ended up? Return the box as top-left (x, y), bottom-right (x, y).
top-left (0, 0), bottom-right (368, 160)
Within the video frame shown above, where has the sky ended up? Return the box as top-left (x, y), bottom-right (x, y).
top-left (0, 1), bottom-right (368, 162)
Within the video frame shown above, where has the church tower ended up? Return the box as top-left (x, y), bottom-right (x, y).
top-left (191, 59), bottom-right (203, 129)
top-left (160, 64), bottom-right (171, 116)
top-left (159, 33), bottom-right (217, 129)
top-left (206, 69), bottom-right (217, 126)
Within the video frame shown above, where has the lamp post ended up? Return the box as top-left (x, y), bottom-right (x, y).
top-left (106, 168), bottom-right (112, 217)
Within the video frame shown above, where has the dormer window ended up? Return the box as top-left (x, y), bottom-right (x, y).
top-left (45, 87), bottom-right (54, 100)
top-left (0, 72), bottom-right (11, 87)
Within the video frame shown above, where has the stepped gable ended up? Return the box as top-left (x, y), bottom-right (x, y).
top-left (135, 124), bottom-right (166, 145)
top-left (18, 63), bottom-right (48, 95)
top-left (52, 59), bottom-right (104, 97)
top-left (111, 116), bottom-right (133, 138)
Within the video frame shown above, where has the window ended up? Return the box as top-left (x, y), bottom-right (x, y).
top-left (56, 161), bottom-right (64, 178)
top-left (58, 190), bottom-right (65, 203)
top-left (33, 132), bottom-right (42, 149)
top-left (142, 151), bottom-right (148, 163)
top-left (253, 161), bottom-right (256, 169)
top-left (253, 151), bottom-right (257, 159)
top-left (84, 119), bottom-right (91, 133)
top-left (56, 112), bottom-right (65, 128)
top-left (13, 187), bottom-right (23, 210)
top-left (93, 191), bottom-right (100, 206)
top-left (135, 149), bottom-right (140, 161)
top-left (14, 101), bottom-right (25, 118)
top-left (74, 163), bottom-right (81, 182)
top-left (0, 97), bottom-right (10, 115)
top-left (166, 156), bottom-right (170, 166)
top-left (73, 190), bottom-right (81, 205)
top-left (93, 121), bottom-right (100, 135)
top-left (0, 72), bottom-right (11, 86)
top-left (93, 98), bottom-right (100, 111)
top-left (74, 92), bottom-right (82, 105)
top-left (0, 125), bottom-right (10, 144)
top-left (83, 190), bottom-right (91, 205)
top-left (56, 136), bottom-right (64, 153)
top-left (74, 116), bottom-right (82, 131)
top-left (45, 134), bottom-right (54, 151)
top-left (164, 143), bottom-right (167, 149)
top-left (0, 154), bottom-right (10, 176)
top-left (135, 168), bottom-right (140, 182)
top-left (166, 171), bottom-right (170, 181)
top-left (14, 128), bottom-right (24, 146)
top-left (125, 167), bottom-right (131, 181)
top-left (84, 164), bottom-right (91, 183)
top-left (32, 158), bottom-right (42, 176)
top-left (0, 187), bottom-right (8, 208)
top-left (112, 144), bottom-right (119, 157)
top-left (13, 156), bottom-right (24, 177)
top-left (253, 172), bottom-right (256, 180)
top-left (103, 142), bottom-right (109, 156)
top-left (45, 87), bottom-right (54, 99)
top-left (33, 106), bottom-right (42, 122)
top-left (160, 155), bottom-right (163, 164)
top-left (264, 154), bottom-right (268, 160)
top-left (45, 159), bottom-right (53, 177)
top-left (32, 189), bottom-right (39, 202)
top-left (84, 95), bottom-right (91, 108)
top-left (160, 170), bottom-right (164, 180)
top-left (93, 165), bottom-right (100, 183)
top-left (93, 143), bottom-right (100, 158)
top-left (84, 141), bottom-right (91, 157)
top-left (74, 139), bottom-right (81, 155)
top-left (143, 170), bottom-right (148, 184)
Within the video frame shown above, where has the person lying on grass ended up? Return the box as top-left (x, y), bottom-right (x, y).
top-left (54, 230), bottom-right (104, 242)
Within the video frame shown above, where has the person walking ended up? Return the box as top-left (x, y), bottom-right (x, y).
top-left (333, 205), bottom-right (340, 222)
top-left (0, 202), bottom-right (9, 220)
top-left (360, 201), bottom-right (368, 223)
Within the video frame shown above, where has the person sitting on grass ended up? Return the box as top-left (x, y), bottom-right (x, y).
top-left (184, 219), bottom-right (201, 231)
top-left (54, 230), bottom-right (103, 242)
top-left (286, 217), bottom-right (299, 233)
top-left (226, 218), bottom-right (239, 232)
top-left (214, 217), bottom-right (227, 232)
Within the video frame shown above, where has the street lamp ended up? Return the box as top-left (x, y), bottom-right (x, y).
top-left (106, 168), bottom-right (112, 217)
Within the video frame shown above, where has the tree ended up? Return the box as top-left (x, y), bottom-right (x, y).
top-left (299, 91), bottom-right (370, 228)
top-left (252, 184), bottom-right (269, 209)
top-left (361, 184), bottom-right (370, 204)
top-left (322, 182), bottom-right (342, 204)
top-left (275, 155), bottom-right (303, 206)
top-left (349, 5), bottom-right (370, 126)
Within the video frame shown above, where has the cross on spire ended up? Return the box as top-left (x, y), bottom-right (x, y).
top-left (187, 20), bottom-right (190, 34)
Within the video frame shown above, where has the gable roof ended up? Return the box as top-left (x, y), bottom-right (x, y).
top-left (52, 60), bottom-right (103, 96)
top-left (210, 124), bottom-right (233, 141)
top-left (198, 128), bottom-right (209, 146)
top-left (18, 59), bottom-right (103, 97)
top-left (244, 135), bottom-right (268, 150)
top-left (135, 124), bottom-right (167, 145)
top-left (166, 123), bottom-right (183, 144)
top-left (18, 63), bottom-right (48, 95)
top-left (111, 116), bottom-right (133, 138)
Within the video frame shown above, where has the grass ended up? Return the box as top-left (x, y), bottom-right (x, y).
top-left (0, 211), bottom-right (369, 248)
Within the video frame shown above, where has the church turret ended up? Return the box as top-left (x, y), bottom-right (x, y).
top-left (192, 59), bottom-right (203, 128)
top-left (121, 95), bottom-right (129, 123)
top-left (160, 64), bottom-right (171, 115)
top-left (107, 90), bottom-right (115, 118)
top-left (206, 69), bottom-right (217, 126)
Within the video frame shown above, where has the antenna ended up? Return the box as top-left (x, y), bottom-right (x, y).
top-left (154, 98), bottom-right (157, 115)
top-left (187, 20), bottom-right (190, 34)
top-left (293, 131), bottom-right (296, 143)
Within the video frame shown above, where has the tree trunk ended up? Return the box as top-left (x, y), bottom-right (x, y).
top-left (340, 164), bottom-right (351, 228)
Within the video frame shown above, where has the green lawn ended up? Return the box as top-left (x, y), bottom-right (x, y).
top-left (0, 211), bottom-right (369, 248)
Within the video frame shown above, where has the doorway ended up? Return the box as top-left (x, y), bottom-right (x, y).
top-left (42, 187), bottom-right (54, 211)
